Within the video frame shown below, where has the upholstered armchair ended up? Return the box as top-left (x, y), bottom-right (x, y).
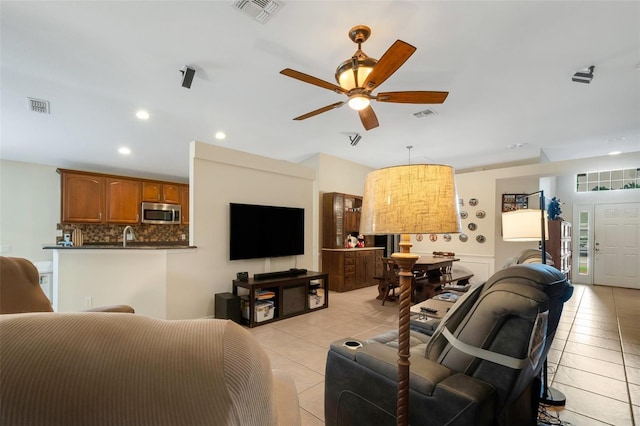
top-left (0, 256), bottom-right (134, 314)
top-left (325, 263), bottom-right (573, 426)
top-left (0, 313), bottom-right (301, 426)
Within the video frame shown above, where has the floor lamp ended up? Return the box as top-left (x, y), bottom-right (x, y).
top-left (359, 164), bottom-right (461, 426)
top-left (501, 190), bottom-right (566, 408)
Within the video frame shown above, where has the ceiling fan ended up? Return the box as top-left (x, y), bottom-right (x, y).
top-left (280, 25), bottom-right (448, 131)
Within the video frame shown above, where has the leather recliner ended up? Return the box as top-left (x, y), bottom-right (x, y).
top-left (324, 263), bottom-right (573, 426)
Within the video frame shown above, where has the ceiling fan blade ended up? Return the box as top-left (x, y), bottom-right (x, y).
top-left (293, 102), bottom-right (345, 121)
top-left (359, 106), bottom-right (379, 130)
top-left (376, 91), bottom-right (449, 104)
top-left (280, 68), bottom-right (347, 94)
top-left (361, 40), bottom-right (416, 93)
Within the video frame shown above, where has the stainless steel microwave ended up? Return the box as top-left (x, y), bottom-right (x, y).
top-left (141, 202), bottom-right (181, 224)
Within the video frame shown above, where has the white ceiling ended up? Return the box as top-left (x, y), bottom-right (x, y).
top-left (2, 1), bottom-right (639, 181)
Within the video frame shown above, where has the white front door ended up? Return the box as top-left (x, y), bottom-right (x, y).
top-left (594, 203), bottom-right (640, 288)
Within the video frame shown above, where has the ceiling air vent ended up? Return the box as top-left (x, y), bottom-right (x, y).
top-left (231, 0), bottom-right (281, 23)
top-left (27, 97), bottom-right (50, 114)
top-left (413, 108), bottom-right (436, 119)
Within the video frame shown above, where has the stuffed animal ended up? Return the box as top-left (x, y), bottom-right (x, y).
top-left (346, 235), bottom-right (359, 248)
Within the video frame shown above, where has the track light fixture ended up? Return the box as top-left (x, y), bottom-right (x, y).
top-left (572, 65), bottom-right (595, 84)
top-left (349, 133), bottom-right (362, 146)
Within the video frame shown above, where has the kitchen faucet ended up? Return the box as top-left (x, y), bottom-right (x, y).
top-left (123, 226), bottom-right (135, 247)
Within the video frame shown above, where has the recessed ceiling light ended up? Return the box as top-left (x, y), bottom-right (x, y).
top-left (607, 136), bottom-right (626, 143)
top-left (136, 110), bottom-right (150, 120)
top-left (507, 143), bottom-right (529, 149)
top-left (118, 147), bottom-right (131, 155)
top-left (215, 131), bottom-right (226, 140)
top-left (608, 151), bottom-right (621, 156)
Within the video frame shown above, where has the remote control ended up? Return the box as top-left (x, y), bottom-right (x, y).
top-left (420, 307), bottom-right (438, 314)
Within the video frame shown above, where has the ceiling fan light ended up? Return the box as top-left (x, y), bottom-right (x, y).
top-left (348, 95), bottom-right (370, 111)
top-left (336, 57), bottom-right (377, 90)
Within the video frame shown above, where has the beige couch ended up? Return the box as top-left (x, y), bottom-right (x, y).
top-left (0, 313), bottom-right (301, 425)
top-left (0, 256), bottom-right (300, 425)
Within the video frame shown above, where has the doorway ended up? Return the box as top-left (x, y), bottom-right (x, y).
top-left (594, 203), bottom-right (640, 288)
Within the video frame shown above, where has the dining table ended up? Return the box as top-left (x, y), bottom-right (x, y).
top-left (411, 255), bottom-right (473, 303)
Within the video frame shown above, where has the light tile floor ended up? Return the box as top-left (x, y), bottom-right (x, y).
top-left (248, 283), bottom-right (640, 425)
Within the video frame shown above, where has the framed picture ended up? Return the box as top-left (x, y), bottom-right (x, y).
top-left (502, 194), bottom-right (529, 212)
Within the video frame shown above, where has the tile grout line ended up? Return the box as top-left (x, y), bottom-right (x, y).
top-left (552, 285), bottom-right (622, 425)
top-left (613, 287), bottom-right (636, 426)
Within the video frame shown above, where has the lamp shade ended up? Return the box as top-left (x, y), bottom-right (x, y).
top-left (502, 209), bottom-right (548, 241)
top-left (359, 164), bottom-right (461, 235)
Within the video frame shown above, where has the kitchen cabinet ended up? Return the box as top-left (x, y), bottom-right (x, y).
top-left (179, 185), bottom-right (189, 224)
top-left (61, 172), bottom-right (105, 223)
top-left (59, 169), bottom-right (188, 225)
top-left (322, 248), bottom-right (383, 292)
top-left (105, 178), bottom-right (141, 224)
top-left (142, 182), bottom-right (180, 204)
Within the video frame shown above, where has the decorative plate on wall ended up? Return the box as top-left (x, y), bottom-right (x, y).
top-left (459, 233), bottom-right (468, 242)
top-left (469, 198), bottom-right (478, 206)
top-left (468, 223), bottom-right (477, 231)
top-left (415, 234), bottom-right (423, 241)
top-left (460, 211), bottom-right (468, 219)
top-left (429, 234), bottom-right (438, 242)
top-left (476, 210), bottom-right (486, 219)
top-left (476, 235), bottom-right (486, 243)
top-left (443, 234), bottom-right (451, 242)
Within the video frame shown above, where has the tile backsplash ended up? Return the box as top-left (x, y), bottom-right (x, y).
top-left (57, 223), bottom-right (189, 245)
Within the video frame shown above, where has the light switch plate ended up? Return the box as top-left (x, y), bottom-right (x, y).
top-left (56, 230), bottom-right (63, 237)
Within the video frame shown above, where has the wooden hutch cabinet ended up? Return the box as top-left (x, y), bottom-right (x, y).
top-left (322, 248), bottom-right (383, 292)
top-left (547, 218), bottom-right (572, 280)
top-left (322, 192), bottom-right (373, 248)
top-left (321, 192), bottom-right (381, 291)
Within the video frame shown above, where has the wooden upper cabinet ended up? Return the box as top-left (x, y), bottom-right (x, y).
top-left (105, 178), bottom-right (141, 224)
top-left (179, 185), bottom-right (189, 224)
top-left (60, 169), bottom-right (187, 224)
top-left (61, 172), bottom-right (105, 223)
top-left (163, 184), bottom-right (180, 204)
top-left (142, 182), bottom-right (162, 202)
top-left (142, 182), bottom-right (181, 204)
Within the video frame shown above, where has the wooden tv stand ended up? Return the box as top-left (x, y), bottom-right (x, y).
top-left (232, 271), bottom-right (328, 328)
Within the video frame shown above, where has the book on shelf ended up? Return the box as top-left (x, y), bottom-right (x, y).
top-left (256, 290), bottom-right (275, 300)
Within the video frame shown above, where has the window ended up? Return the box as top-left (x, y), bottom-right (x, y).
top-left (576, 168), bottom-right (639, 192)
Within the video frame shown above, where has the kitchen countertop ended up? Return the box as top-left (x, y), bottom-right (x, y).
top-left (43, 243), bottom-right (196, 250)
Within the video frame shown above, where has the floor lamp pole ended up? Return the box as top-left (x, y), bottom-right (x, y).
top-left (537, 191), bottom-right (566, 408)
top-left (391, 235), bottom-right (419, 426)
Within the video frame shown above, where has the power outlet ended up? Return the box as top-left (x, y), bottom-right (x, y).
top-left (181, 234), bottom-right (186, 241)
top-left (84, 296), bottom-right (92, 308)
top-left (56, 229), bottom-right (63, 237)
top-left (126, 233), bottom-right (134, 241)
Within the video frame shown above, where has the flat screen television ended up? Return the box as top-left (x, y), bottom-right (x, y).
top-left (229, 203), bottom-right (305, 260)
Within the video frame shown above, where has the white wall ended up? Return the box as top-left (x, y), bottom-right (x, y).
top-left (54, 249), bottom-right (169, 318)
top-left (164, 142), bottom-right (317, 319)
top-left (301, 153), bottom-right (375, 265)
top-left (0, 160), bottom-right (59, 263)
top-left (412, 152), bottom-right (640, 280)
